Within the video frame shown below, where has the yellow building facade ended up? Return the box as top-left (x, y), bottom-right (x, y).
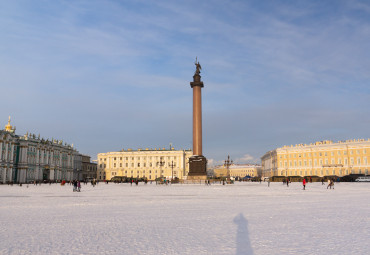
top-left (261, 139), bottom-right (370, 178)
top-left (213, 164), bottom-right (261, 178)
top-left (97, 147), bottom-right (193, 181)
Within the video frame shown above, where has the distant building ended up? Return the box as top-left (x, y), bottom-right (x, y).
top-left (80, 155), bottom-right (97, 180)
top-left (213, 164), bottom-right (261, 178)
top-left (261, 139), bottom-right (370, 178)
top-left (97, 147), bottom-right (193, 181)
top-left (0, 117), bottom-right (83, 183)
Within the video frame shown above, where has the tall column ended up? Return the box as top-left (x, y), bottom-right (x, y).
top-left (188, 59), bottom-right (207, 180)
top-left (193, 85), bottom-right (202, 156)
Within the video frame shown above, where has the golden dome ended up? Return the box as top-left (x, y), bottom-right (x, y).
top-left (5, 116), bottom-right (12, 131)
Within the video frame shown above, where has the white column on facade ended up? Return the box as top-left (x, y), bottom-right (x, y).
top-left (22, 146), bottom-right (27, 164)
top-left (10, 143), bottom-right (14, 162)
top-left (59, 151), bottom-right (62, 168)
top-left (50, 150), bottom-right (54, 168)
top-left (36, 148), bottom-right (39, 164)
top-left (0, 141), bottom-right (3, 161)
top-left (47, 150), bottom-right (50, 165)
top-left (4, 142), bottom-right (9, 162)
top-left (0, 167), bottom-right (4, 183)
top-left (18, 146), bottom-right (23, 164)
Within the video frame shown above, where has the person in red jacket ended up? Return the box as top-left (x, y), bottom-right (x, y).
top-left (303, 178), bottom-right (306, 190)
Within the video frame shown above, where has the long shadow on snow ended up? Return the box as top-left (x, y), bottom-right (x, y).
top-left (234, 213), bottom-right (253, 255)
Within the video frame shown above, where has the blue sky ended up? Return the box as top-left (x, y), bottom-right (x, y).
top-left (1, 0), bottom-right (370, 165)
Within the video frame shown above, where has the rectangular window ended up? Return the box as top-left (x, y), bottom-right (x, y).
top-left (120, 163), bottom-right (122, 167)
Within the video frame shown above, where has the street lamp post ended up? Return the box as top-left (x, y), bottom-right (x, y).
top-left (169, 161), bottom-right (176, 181)
top-left (224, 155), bottom-right (233, 181)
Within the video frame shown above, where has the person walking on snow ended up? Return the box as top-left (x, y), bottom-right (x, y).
top-left (302, 178), bottom-right (306, 190)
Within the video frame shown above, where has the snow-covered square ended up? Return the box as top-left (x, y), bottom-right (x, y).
top-left (1, 182), bottom-right (369, 255)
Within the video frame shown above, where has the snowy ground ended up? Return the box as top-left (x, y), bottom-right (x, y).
top-left (0, 181), bottom-right (369, 255)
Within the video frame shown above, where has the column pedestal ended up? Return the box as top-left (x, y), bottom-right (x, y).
top-left (187, 155), bottom-right (207, 180)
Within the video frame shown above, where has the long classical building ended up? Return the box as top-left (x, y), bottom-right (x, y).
top-left (261, 139), bottom-right (370, 178)
top-left (0, 117), bottom-right (82, 183)
top-left (97, 147), bottom-right (193, 181)
top-left (213, 164), bottom-right (261, 178)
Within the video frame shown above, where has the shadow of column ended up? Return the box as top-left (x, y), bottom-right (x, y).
top-left (233, 213), bottom-right (254, 255)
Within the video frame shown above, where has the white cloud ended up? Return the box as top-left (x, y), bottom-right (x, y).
top-left (237, 154), bottom-right (255, 164)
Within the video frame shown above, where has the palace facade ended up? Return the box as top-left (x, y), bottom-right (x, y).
top-left (261, 139), bottom-right (370, 178)
top-left (213, 164), bottom-right (261, 178)
top-left (0, 117), bottom-right (82, 183)
top-left (97, 147), bottom-right (193, 181)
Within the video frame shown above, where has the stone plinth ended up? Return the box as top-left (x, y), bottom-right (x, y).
top-left (188, 155), bottom-right (207, 180)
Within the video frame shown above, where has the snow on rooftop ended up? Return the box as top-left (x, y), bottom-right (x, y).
top-left (0, 182), bottom-right (369, 254)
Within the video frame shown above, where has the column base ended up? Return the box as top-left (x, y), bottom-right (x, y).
top-left (188, 155), bottom-right (207, 179)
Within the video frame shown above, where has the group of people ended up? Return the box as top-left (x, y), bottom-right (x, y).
top-left (302, 178), bottom-right (335, 190)
top-left (327, 179), bottom-right (335, 189)
top-left (72, 180), bottom-right (81, 192)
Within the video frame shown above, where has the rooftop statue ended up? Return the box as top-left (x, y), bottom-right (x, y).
top-left (195, 57), bottom-right (202, 75)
